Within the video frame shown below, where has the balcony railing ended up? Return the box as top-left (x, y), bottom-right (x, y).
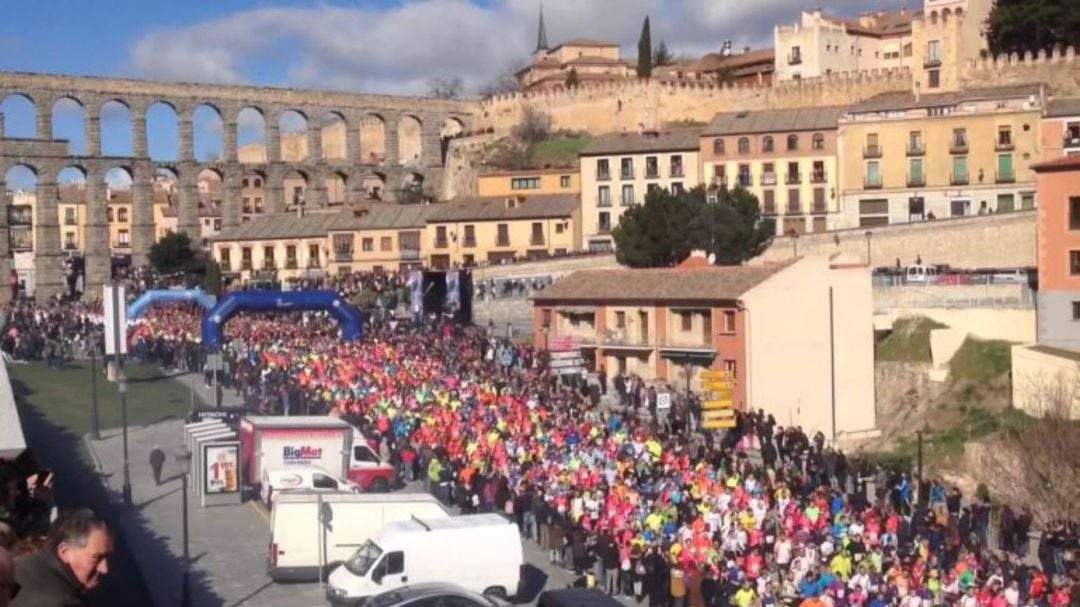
top-left (907, 142), bottom-right (926, 156)
top-left (761, 172), bottom-right (777, 186)
top-left (762, 203), bottom-right (777, 216)
top-left (597, 197), bottom-right (612, 208)
top-left (864, 176), bottom-right (883, 189)
top-left (262, 260), bottom-right (277, 271)
top-left (788, 52), bottom-right (802, 65)
top-left (950, 140), bottom-right (969, 154)
top-left (63, 242), bottom-right (78, 251)
top-left (9, 216), bottom-right (31, 226)
top-left (671, 167), bottom-right (685, 178)
top-left (307, 259), bottom-right (321, 269)
top-left (810, 171), bottom-right (827, 184)
top-left (63, 217), bottom-right (77, 226)
top-left (924, 57), bottom-right (942, 68)
top-left (285, 259), bottom-right (298, 270)
top-left (600, 331), bottom-right (653, 348)
top-left (786, 203), bottom-right (802, 215)
top-left (495, 237), bottom-right (510, 247)
top-left (996, 170), bottom-right (1016, 184)
top-left (863, 145), bottom-right (882, 158)
top-left (220, 261), bottom-right (232, 272)
top-left (334, 250), bottom-right (353, 262)
top-left (995, 139), bottom-right (1015, 152)
top-left (785, 172), bottom-right (801, 185)
top-left (597, 171), bottom-right (611, 181)
top-left (907, 174), bottom-right (926, 187)
top-left (1064, 133), bottom-right (1080, 148)
top-left (620, 169), bottom-right (634, 180)
top-left (645, 169), bottom-right (659, 179)
top-left (400, 248), bottom-right (421, 261)
top-left (530, 235), bottom-right (545, 246)
top-left (950, 172), bottom-right (969, 185)
top-left (598, 224), bottom-right (612, 234)
top-left (463, 237), bottom-right (477, 248)
top-left (812, 203), bottom-right (827, 215)
top-left (738, 175), bottom-right (753, 187)
top-left (241, 261), bottom-right (253, 271)
top-left (434, 238), bottom-right (449, 249)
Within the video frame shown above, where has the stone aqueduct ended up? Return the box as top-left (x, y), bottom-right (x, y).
top-left (0, 71), bottom-right (477, 299)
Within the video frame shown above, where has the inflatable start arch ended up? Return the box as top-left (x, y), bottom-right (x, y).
top-left (128, 289), bottom-right (217, 321)
top-left (201, 290), bottom-right (363, 349)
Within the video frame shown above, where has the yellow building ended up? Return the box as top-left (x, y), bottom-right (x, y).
top-left (327, 205), bottom-right (432, 274)
top-left (579, 129), bottom-right (702, 252)
top-left (838, 84), bottom-right (1042, 228)
top-left (476, 168), bottom-right (580, 198)
top-left (425, 194), bottom-right (581, 268)
top-left (701, 107), bottom-right (845, 235)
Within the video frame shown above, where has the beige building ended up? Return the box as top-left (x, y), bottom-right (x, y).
top-left (534, 253), bottom-right (876, 440)
top-left (838, 84), bottom-right (1043, 228)
top-left (517, 35), bottom-right (632, 92)
top-left (476, 168), bottom-right (580, 198)
top-left (911, 0), bottom-right (993, 92)
top-left (425, 194), bottom-right (580, 268)
top-left (774, 8), bottom-right (916, 82)
top-left (579, 129), bottom-right (702, 251)
top-left (701, 107), bottom-right (845, 235)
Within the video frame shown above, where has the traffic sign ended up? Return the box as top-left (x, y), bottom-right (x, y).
top-left (700, 370), bottom-right (732, 381)
top-left (702, 409), bottom-right (737, 430)
top-left (701, 384), bottom-right (734, 398)
top-left (702, 399), bottom-right (733, 410)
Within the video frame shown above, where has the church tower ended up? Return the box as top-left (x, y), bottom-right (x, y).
top-left (535, 4), bottom-right (549, 56)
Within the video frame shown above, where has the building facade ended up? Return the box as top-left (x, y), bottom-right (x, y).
top-left (701, 107), bottom-right (845, 235)
top-left (579, 130), bottom-right (701, 251)
top-left (425, 194), bottom-right (580, 268)
top-left (476, 168), bottom-right (580, 198)
top-left (517, 36), bottom-right (632, 92)
top-left (838, 85), bottom-right (1043, 229)
top-left (774, 9), bottom-right (915, 82)
top-left (533, 254), bottom-right (876, 439)
top-left (1041, 98), bottom-right (1080, 161)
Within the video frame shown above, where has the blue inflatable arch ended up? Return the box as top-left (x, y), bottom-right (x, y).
top-left (128, 289), bottom-right (217, 321)
top-left (201, 290), bottom-right (363, 349)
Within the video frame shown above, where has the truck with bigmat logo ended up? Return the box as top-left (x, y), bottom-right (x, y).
top-left (239, 416), bottom-right (397, 493)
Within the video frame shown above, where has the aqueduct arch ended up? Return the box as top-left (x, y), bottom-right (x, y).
top-left (0, 71), bottom-right (476, 299)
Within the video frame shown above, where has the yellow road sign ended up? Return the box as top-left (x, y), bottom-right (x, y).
top-left (702, 399), bottom-right (733, 410)
top-left (702, 409), bottom-right (737, 429)
top-left (700, 370), bottom-right (732, 381)
top-left (701, 384), bottom-right (734, 398)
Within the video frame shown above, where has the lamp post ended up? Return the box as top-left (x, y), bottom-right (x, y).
top-left (90, 347), bottom-right (101, 441)
top-left (541, 324), bottom-right (550, 351)
top-left (864, 230), bottom-right (873, 266)
top-left (175, 446), bottom-right (192, 607)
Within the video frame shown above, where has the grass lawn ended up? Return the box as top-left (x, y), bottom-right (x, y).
top-left (9, 361), bottom-right (194, 453)
top-left (528, 135), bottom-right (591, 167)
top-left (949, 337), bottom-right (1013, 383)
top-left (876, 316), bottom-right (948, 363)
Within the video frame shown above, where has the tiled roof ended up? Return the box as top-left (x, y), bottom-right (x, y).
top-left (821, 10), bottom-right (915, 37)
top-left (1047, 98), bottom-right (1080, 118)
top-left (556, 38), bottom-right (619, 49)
top-left (427, 194), bottom-right (578, 223)
top-left (212, 205), bottom-right (435, 242)
top-left (1031, 154), bottom-right (1080, 172)
top-left (847, 84), bottom-right (1043, 114)
top-left (534, 263), bottom-right (790, 303)
top-left (580, 129), bottom-right (702, 156)
top-left (704, 106), bottom-right (845, 136)
top-left (564, 56), bottom-right (628, 66)
top-left (691, 48), bottom-right (776, 73)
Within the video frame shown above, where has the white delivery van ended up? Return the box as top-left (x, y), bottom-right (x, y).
top-left (326, 514), bottom-right (523, 607)
top-left (268, 491), bottom-right (450, 582)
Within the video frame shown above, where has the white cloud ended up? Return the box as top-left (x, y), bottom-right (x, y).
top-left (128, 0), bottom-right (906, 95)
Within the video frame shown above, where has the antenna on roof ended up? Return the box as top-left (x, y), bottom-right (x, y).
top-left (411, 515), bottom-right (432, 531)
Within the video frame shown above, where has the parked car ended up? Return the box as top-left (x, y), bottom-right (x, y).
top-left (366, 583), bottom-right (513, 607)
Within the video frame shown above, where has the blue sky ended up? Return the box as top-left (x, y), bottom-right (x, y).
top-left (1, 0), bottom-right (901, 188)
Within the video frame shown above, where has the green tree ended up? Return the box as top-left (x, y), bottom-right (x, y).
top-left (565, 67), bottom-right (581, 88)
top-left (987, 0), bottom-right (1080, 56)
top-left (612, 186), bottom-right (773, 268)
top-left (149, 231), bottom-right (202, 276)
top-left (202, 258), bottom-right (223, 297)
top-left (637, 16), bottom-right (653, 78)
top-left (653, 41), bottom-right (674, 67)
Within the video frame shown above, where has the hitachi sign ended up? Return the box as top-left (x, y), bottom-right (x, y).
top-left (283, 446), bottom-right (324, 461)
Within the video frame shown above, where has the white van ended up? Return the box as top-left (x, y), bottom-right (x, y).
top-left (904, 265), bottom-right (940, 285)
top-left (268, 492), bottom-right (450, 582)
top-left (326, 514), bottom-right (523, 607)
top-left (260, 467), bottom-right (359, 506)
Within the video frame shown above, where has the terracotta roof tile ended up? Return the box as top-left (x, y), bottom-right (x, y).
top-left (427, 194), bottom-right (578, 223)
top-left (534, 263), bottom-right (791, 303)
top-left (581, 129), bottom-right (702, 156)
top-left (704, 106), bottom-right (844, 136)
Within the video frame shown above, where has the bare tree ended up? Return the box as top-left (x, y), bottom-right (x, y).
top-left (974, 369), bottom-right (1080, 526)
top-left (512, 105), bottom-right (552, 146)
top-left (476, 59), bottom-right (527, 97)
top-left (427, 77), bottom-right (465, 100)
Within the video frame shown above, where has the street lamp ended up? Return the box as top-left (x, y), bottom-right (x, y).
top-left (175, 446), bottom-right (193, 607)
top-left (541, 324), bottom-right (550, 350)
top-left (864, 230), bottom-right (873, 266)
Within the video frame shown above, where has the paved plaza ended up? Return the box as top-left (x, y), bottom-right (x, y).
top-left (86, 374), bottom-right (582, 607)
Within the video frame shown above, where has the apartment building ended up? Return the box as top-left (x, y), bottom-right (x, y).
top-left (425, 194), bottom-right (580, 268)
top-left (533, 253), bottom-right (876, 440)
top-left (701, 107), bottom-right (845, 235)
top-left (838, 84), bottom-right (1043, 228)
top-left (476, 168), bottom-right (580, 198)
top-left (774, 8), bottom-right (916, 81)
top-left (1041, 98), bottom-right (1080, 161)
top-left (579, 129), bottom-right (701, 251)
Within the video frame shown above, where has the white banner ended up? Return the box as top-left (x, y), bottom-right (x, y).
top-left (102, 283), bottom-right (128, 356)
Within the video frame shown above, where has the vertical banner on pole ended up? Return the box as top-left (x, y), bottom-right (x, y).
top-left (102, 284), bottom-right (128, 356)
top-left (444, 270), bottom-right (460, 312)
top-left (409, 270), bottom-right (423, 318)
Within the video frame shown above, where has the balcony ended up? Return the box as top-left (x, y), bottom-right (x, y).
top-left (600, 330), bottom-right (653, 350)
top-left (285, 259), bottom-right (298, 270)
top-left (785, 172), bottom-right (802, 185)
top-left (864, 176), bottom-right (883, 189)
top-left (63, 217), bottom-right (77, 226)
top-left (812, 203), bottom-right (827, 215)
top-left (996, 170), bottom-right (1016, 184)
top-left (761, 172), bottom-right (777, 186)
top-left (1064, 133), bottom-right (1080, 148)
top-left (434, 238), bottom-right (449, 249)
top-left (762, 203), bottom-right (777, 216)
top-left (597, 171), bottom-right (611, 182)
top-left (645, 169), bottom-right (659, 180)
top-left (923, 57), bottom-right (942, 68)
top-left (241, 261), bottom-right (253, 271)
top-left (530, 235), bottom-right (545, 246)
top-left (63, 242), bottom-right (78, 251)
top-left (788, 52), bottom-right (802, 65)
top-left (950, 140), bottom-right (969, 154)
top-left (220, 260), bottom-right (232, 272)
top-left (261, 260), bottom-right (277, 271)
top-left (306, 259), bottom-right (321, 269)
top-left (495, 237), bottom-right (511, 248)
top-left (620, 169), bottom-right (634, 180)
top-left (713, 176), bottom-right (728, 189)
top-left (658, 338), bottom-right (715, 354)
top-left (737, 175), bottom-right (753, 187)
top-left (786, 203), bottom-right (802, 215)
top-left (906, 142), bottom-right (926, 156)
top-left (810, 171), bottom-right (827, 184)
top-left (400, 248), bottom-right (421, 261)
top-left (8, 215), bottom-right (31, 227)
top-left (995, 138), bottom-right (1015, 152)
top-left (597, 197), bottom-right (612, 208)
top-left (598, 224), bottom-right (612, 235)
top-left (334, 250), bottom-right (353, 262)
top-left (907, 174), bottom-right (926, 187)
top-left (463, 237), bottom-right (477, 248)
top-left (863, 145), bottom-right (883, 159)
top-left (671, 166), bottom-right (685, 178)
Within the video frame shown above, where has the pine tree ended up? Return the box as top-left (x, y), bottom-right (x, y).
top-left (653, 41), bottom-right (673, 67)
top-left (637, 16), bottom-right (653, 79)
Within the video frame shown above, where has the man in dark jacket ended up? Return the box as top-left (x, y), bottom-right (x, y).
top-left (13, 509), bottom-right (113, 607)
